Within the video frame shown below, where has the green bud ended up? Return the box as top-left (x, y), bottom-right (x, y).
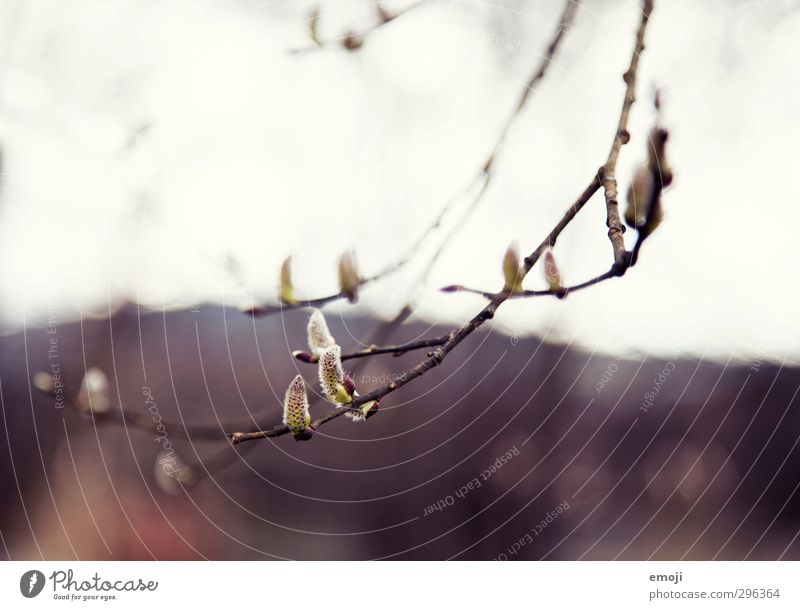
top-left (280, 255), bottom-right (297, 304)
top-left (502, 240), bottom-right (524, 293)
top-left (543, 250), bottom-right (562, 293)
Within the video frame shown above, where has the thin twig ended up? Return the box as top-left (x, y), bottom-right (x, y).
top-left (293, 334), bottom-right (449, 363)
top-left (229, 0), bottom-right (656, 445)
top-left (290, 0), bottom-right (432, 55)
top-left (229, 170), bottom-right (606, 443)
top-left (483, 0), bottom-right (579, 174)
top-left (441, 267), bottom-right (616, 300)
top-left (247, 0), bottom-right (579, 319)
top-left (241, 294), bottom-right (343, 318)
top-left (601, 0), bottom-right (653, 271)
top-left (407, 0), bottom-right (580, 300)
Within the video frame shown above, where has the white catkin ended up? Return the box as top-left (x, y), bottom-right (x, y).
top-left (318, 345), bottom-right (345, 401)
top-left (307, 308), bottom-right (336, 355)
top-left (283, 374), bottom-right (310, 433)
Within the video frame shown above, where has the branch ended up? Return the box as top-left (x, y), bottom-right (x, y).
top-left (442, 268), bottom-right (617, 300)
top-left (228, 172), bottom-right (606, 444)
top-left (631, 122), bottom-right (671, 265)
top-left (46, 389), bottom-right (280, 442)
top-left (229, 0), bottom-right (657, 445)
top-left (241, 293), bottom-right (343, 318)
top-left (601, 0), bottom-right (653, 271)
top-left (293, 334), bottom-right (449, 363)
top-left (290, 0), bottom-right (432, 55)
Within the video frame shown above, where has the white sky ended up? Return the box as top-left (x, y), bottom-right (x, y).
top-left (0, 0), bottom-right (797, 363)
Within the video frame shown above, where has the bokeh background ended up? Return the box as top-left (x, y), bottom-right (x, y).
top-left (0, 0), bottom-right (798, 560)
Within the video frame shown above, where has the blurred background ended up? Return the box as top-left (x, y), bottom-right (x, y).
top-left (0, 0), bottom-right (798, 560)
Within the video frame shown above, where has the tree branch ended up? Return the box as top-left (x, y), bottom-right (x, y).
top-left (290, 0), bottom-right (432, 55)
top-left (601, 0), bottom-right (653, 272)
top-left (293, 334), bottom-right (449, 363)
top-left (441, 267), bottom-right (617, 301)
top-left (228, 0), bottom-right (657, 445)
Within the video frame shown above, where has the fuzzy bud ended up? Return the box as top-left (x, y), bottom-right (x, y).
top-left (338, 250), bottom-right (360, 303)
top-left (283, 375), bottom-right (313, 440)
top-left (76, 367), bottom-right (111, 413)
top-left (308, 6), bottom-right (320, 46)
top-left (33, 372), bottom-right (56, 395)
top-left (307, 308), bottom-right (336, 355)
top-left (318, 346), bottom-right (352, 404)
top-left (502, 240), bottom-right (524, 293)
top-left (279, 255), bottom-right (297, 305)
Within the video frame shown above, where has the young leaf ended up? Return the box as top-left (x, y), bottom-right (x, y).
top-left (318, 345), bottom-right (352, 405)
top-left (283, 375), bottom-right (313, 441)
top-left (280, 255), bottom-right (297, 304)
top-left (502, 240), bottom-right (524, 293)
top-left (338, 250), bottom-right (360, 303)
top-left (76, 367), bottom-right (111, 413)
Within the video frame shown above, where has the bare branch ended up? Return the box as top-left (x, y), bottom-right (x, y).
top-left (601, 0), bottom-right (654, 271)
top-left (290, 0), bottom-right (432, 55)
top-left (247, 0), bottom-right (580, 319)
top-left (293, 334), bottom-right (449, 363)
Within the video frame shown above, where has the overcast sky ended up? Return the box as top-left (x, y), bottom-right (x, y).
top-left (0, 0), bottom-right (797, 363)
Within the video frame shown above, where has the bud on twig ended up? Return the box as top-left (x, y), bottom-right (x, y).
top-left (279, 256), bottom-right (297, 305)
top-left (318, 345), bottom-right (353, 405)
top-left (338, 250), bottom-right (360, 303)
top-left (283, 375), bottom-right (313, 441)
top-left (306, 308), bottom-right (336, 355)
top-left (543, 250), bottom-right (563, 296)
top-left (76, 367), bottom-right (111, 413)
top-left (309, 6), bottom-right (321, 46)
top-left (502, 240), bottom-right (524, 294)
top-left (341, 32), bottom-right (364, 51)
